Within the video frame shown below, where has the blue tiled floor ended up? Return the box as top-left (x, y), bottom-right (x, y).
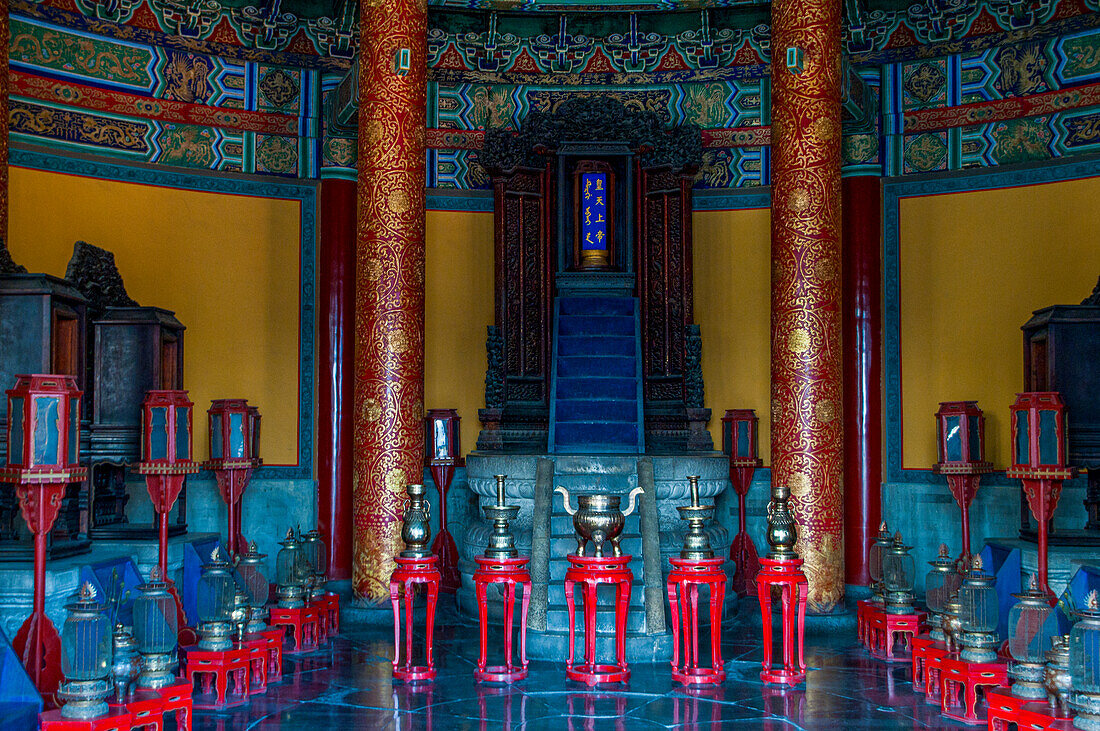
top-left (191, 600), bottom-right (973, 730)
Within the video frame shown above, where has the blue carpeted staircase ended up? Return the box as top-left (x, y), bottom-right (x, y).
top-left (549, 297), bottom-right (644, 454)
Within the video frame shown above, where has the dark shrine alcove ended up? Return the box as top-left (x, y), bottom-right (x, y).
top-left (475, 97), bottom-right (709, 454)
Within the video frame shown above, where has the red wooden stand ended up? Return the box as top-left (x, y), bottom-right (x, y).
top-left (940, 654), bottom-right (1009, 725)
top-left (108, 689), bottom-right (162, 731)
top-left (257, 628), bottom-right (284, 682)
top-left (204, 458), bottom-right (253, 557)
top-left (269, 604), bottom-right (322, 654)
top-left (428, 457), bottom-right (462, 594)
top-left (911, 634), bottom-right (948, 696)
top-left (869, 609), bottom-right (928, 662)
top-left (756, 557), bottom-right (808, 686)
top-left (473, 556), bottom-right (531, 683)
top-left (667, 557), bottom-right (726, 685)
top-left (390, 555), bottom-right (441, 682)
top-left (183, 646), bottom-right (251, 709)
top-left (1008, 469), bottom-right (1074, 597)
top-left (242, 637), bottom-right (268, 695)
top-left (39, 708), bottom-right (132, 731)
top-left (564, 554), bottom-right (633, 686)
top-left (727, 456), bottom-right (762, 596)
top-left (313, 592), bottom-right (340, 636)
top-left (153, 680), bottom-right (193, 731)
top-left (986, 687), bottom-right (1074, 731)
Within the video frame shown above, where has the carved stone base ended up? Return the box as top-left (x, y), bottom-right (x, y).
top-left (645, 405), bottom-right (713, 454)
top-left (476, 406), bottom-right (548, 453)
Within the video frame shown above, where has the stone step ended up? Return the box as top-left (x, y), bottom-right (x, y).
top-left (559, 297), bottom-right (634, 317)
top-left (557, 356), bottom-right (635, 379)
top-left (555, 376), bottom-right (635, 401)
top-left (553, 399), bottom-right (637, 423)
top-left (558, 315), bottom-right (635, 337)
top-left (554, 423), bottom-right (638, 450)
top-left (557, 335), bottom-right (634, 357)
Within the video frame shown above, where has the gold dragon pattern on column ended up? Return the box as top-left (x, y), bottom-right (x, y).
top-left (769, 0), bottom-right (845, 612)
top-left (353, 0), bottom-right (427, 601)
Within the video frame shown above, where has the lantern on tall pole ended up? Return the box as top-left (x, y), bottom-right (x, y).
top-left (721, 409), bottom-right (763, 596)
top-left (135, 390), bottom-right (199, 640)
top-left (0, 374), bottom-right (87, 698)
top-left (932, 401), bottom-right (992, 567)
top-left (1006, 392), bottom-right (1076, 597)
top-left (425, 409), bottom-right (461, 593)
top-left (204, 399), bottom-right (260, 557)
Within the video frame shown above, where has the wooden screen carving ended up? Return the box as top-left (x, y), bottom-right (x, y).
top-left (637, 166), bottom-right (694, 403)
top-left (495, 166), bottom-right (553, 405)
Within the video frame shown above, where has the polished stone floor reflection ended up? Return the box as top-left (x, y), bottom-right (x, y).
top-left (190, 600), bottom-right (972, 730)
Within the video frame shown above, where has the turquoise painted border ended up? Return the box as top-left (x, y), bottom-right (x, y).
top-left (882, 156), bottom-right (1100, 488)
top-left (692, 188), bottom-right (771, 210)
top-left (426, 189), bottom-right (493, 212)
top-left (11, 147), bottom-right (317, 481)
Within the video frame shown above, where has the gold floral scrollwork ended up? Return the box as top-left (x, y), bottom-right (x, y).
top-left (815, 399), bottom-right (837, 424)
top-left (788, 327), bottom-right (811, 355)
top-left (362, 397), bottom-right (382, 423)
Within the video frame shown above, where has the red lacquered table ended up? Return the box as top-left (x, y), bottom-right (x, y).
top-left (109, 689), bottom-right (163, 731)
top-left (39, 708), bottom-right (132, 731)
top-left (869, 610), bottom-right (928, 662)
top-left (474, 555), bottom-right (531, 683)
top-left (564, 554), bottom-right (633, 686)
top-left (390, 555), bottom-right (441, 682)
top-left (183, 645), bottom-right (251, 709)
top-left (667, 556), bottom-right (726, 685)
top-left (269, 604), bottom-right (322, 654)
top-left (940, 654), bottom-right (1009, 725)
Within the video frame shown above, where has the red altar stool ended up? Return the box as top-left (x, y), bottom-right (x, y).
top-left (269, 604), bottom-right (321, 654)
top-left (756, 557), bottom-right (808, 686)
top-left (316, 593), bottom-right (340, 636)
top-left (108, 690), bottom-right (163, 731)
top-left (986, 687), bottom-right (1075, 731)
top-left (312, 601), bottom-right (330, 644)
top-left (925, 646), bottom-right (950, 705)
top-left (473, 555), bottom-right (531, 683)
top-left (940, 653), bottom-right (1009, 725)
top-left (667, 557), bottom-right (726, 685)
top-left (243, 636), bottom-right (268, 695)
top-left (911, 634), bottom-right (948, 696)
top-left (390, 555), bottom-right (441, 682)
top-left (153, 680), bottom-right (193, 731)
top-left (564, 554), bottom-right (633, 686)
top-left (870, 610), bottom-right (928, 662)
top-left (39, 708), bottom-right (132, 731)
top-left (857, 600), bottom-right (873, 649)
top-left (183, 645), bottom-right (251, 709)
top-left (256, 628), bottom-right (284, 682)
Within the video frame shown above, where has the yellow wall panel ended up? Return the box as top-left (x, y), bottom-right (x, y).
top-left (424, 210), bottom-right (495, 456)
top-left (7, 166), bottom-right (304, 466)
top-left (693, 208), bottom-right (772, 458)
top-left (900, 178), bottom-right (1100, 470)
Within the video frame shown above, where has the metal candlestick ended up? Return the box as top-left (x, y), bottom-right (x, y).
top-left (230, 587), bottom-right (251, 644)
top-left (677, 475), bottom-right (715, 560)
top-left (483, 475), bottom-right (519, 560)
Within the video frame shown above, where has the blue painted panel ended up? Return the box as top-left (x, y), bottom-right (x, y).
top-left (79, 557), bottom-right (142, 627)
top-left (0, 624), bottom-right (42, 731)
top-left (1057, 564), bottom-right (1100, 634)
top-left (182, 535), bottom-right (222, 626)
top-left (1039, 410), bottom-right (1058, 465)
top-left (175, 407), bottom-right (190, 461)
top-left (68, 397), bottom-right (79, 465)
top-left (210, 413), bottom-right (223, 460)
top-left (981, 543), bottom-right (1022, 640)
top-left (150, 407), bottom-right (168, 461)
top-left (32, 396), bottom-right (60, 466)
top-left (229, 413), bottom-right (245, 458)
top-left (580, 172), bottom-right (608, 252)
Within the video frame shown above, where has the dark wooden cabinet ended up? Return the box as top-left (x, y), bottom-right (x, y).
top-left (1022, 304), bottom-right (1100, 539)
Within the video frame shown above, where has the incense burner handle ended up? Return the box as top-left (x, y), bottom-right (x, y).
top-left (555, 486), bottom-right (576, 515)
top-left (622, 486), bottom-right (645, 518)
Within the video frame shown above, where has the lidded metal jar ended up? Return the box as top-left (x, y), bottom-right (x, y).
top-left (925, 544), bottom-right (962, 642)
top-left (942, 591), bottom-right (964, 654)
top-left (1070, 590), bottom-right (1100, 730)
top-left (58, 583), bottom-right (112, 719)
top-left (133, 567), bottom-right (179, 689)
top-left (765, 484), bottom-right (798, 560)
top-left (1007, 575), bottom-right (1057, 699)
top-left (1046, 634), bottom-right (1074, 718)
top-left (882, 532), bottom-right (916, 615)
top-left (197, 548), bottom-right (235, 651)
top-left (868, 522), bottom-right (892, 604)
top-left (958, 556), bottom-right (999, 664)
top-left (276, 528), bottom-right (307, 608)
top-left (236, 541), bottom-right (269, 632)
top-left (400, 483), bottom-right (433, 559)
top-left (110, 623), bottom-right (139, 705)
top-left (302, 528), bottom-right (328, 600)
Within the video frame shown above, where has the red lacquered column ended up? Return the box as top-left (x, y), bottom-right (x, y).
top-left (0, 0), bottom-right (9, 241)
top-left (318, 178), bottom-right (355, 581)
top-left (841, 175), bottom-right (882, 586)
top-left (769, 0), bottom-right (845, 612)
top-left (352, 0), bottom-right (427, 601)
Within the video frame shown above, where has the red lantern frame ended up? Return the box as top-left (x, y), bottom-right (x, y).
top-left (721, 409), bottom-right (763, 596)
top-left (0, 374), bottom-right (87, 701)
top-left (931, 401), bottom-right (992, 567)
top-left (424, 408), bottom-right (462, 593)
top-left (203, 399), bottom-right (259, 557)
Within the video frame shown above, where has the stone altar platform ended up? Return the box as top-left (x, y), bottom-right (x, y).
top-left (459, 453), bottom-right (738, 663)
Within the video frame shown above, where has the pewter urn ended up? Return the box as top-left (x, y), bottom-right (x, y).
top-left (110, 624), bottom-right (139, 704)
top-left (400, 483), bottom-right (433, 559)
top-left (1045, 634), bottom-right (1073, 717)
top-left (556, 485), bottom-right (644, 558)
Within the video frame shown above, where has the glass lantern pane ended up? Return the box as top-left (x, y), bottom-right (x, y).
top-left (9, 397), bottom-right (24, 465)
top-left (68, 397), bottom-right (79, 465)
top-left (150, 407), bottom-right (168, 460)
top-left (960, 583), bottom-right (999, 633)
top-left (134, 593), bottom-right (177, 654)
top-left (61, 613), bottom-right (110, 680)
top-left (925, 570), bottom-right (961, 613)
top-left (238, 565), bottom-right (268, 608)
top-left (1071, 623), bottom-right (1100, 694)
top-left (1038, 410), bottom-right (1058, 465)
top-left (869, 544), bottom-right (884, 583)
top-left (944, 416), bottom-right (962, 462)
top-left (175, 407), bottom-right (190, 461)
top-left (433, 419), bottom-right (449, 459)
top-left (1008, 603), bottom-right (1055, 664)
top-left (210, 414), bottom-right (223, 459)
top-left (229, 412), bottom-right (245, 459)
top-left (884, 553), bottom-right (915, 593)
top-left (1015, 411), bottom-right (1029, 465)
top-left (736, 421), bottom-right (751, 460)
top-left (33, 396), bottom-right (60, 466)
top-left (197, 572), bottom-right (234, 623)
top-left (967, 414), bottom-right (982, 462)
top-left (276, 547), bottom-right (298, 585)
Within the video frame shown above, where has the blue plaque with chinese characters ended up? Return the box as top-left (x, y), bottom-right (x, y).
top-left (581, 172), bottom-right (608, 252)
